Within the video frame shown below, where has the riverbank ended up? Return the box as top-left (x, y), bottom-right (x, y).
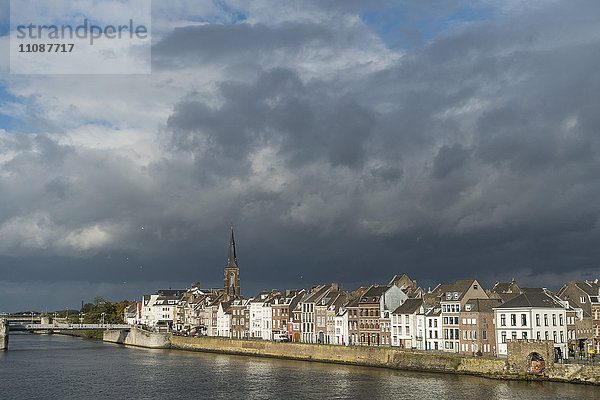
top-left (102, 330), bottom-right (600, 385)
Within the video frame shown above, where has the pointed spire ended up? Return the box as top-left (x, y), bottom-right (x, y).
top-left (226, 226), bottom-right (238, 268)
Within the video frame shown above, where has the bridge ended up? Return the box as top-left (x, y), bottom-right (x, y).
top-left (1, 315), bottom-right (42, 323)
top-left (1, 318), bottom-right (130, 350)
top-left (8, 323), bottom-right (131, 332)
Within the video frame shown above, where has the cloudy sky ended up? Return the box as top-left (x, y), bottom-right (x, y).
top-left (1, 0), bottom-right (599, 312)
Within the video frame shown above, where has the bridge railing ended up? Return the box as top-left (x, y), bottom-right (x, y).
top-left (11, 323), bottom-right (131, 331)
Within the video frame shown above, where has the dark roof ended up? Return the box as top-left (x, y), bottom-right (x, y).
top-left (392, 298), bottom-right (423, 314)
top-left (361, 285), bottom-right (389, 300)
top-left (303, 285), bottom-right (331, 303)
top-left (520, 287), bottom-right (548, 294)
top-left (576, 281), bottom-right (600, 296)
top-left (157, 289), bottom-right (186, 297)
top-left (463, 298), bottom-right (503, 313)
top-left (346, 298), bottom-right (360, 308)
top-left (225, 227), bottom-right (238, 268)
top-left (495, 293), bottom-right (564, 309)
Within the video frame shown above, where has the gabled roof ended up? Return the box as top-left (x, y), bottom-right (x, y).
top-left (436, 279), bottom-right (483, 302)
top-left (576, 281), bottom-right (600, 297)
top-left (392, 298), bottom-right (423, 315)
top-left (303, 285), bottom-right (331, 303)
top-left (361, 285), bottom-right (390, 302)
top-left (495, 292), bottom-right (565, 309)
top-left (425, 306), bottom-right (441, 317)
top-left (463, 298), bottom-right (503, 313)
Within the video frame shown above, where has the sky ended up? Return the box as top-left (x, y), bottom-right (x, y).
top-left (0, 0), bottom-right (599, 312)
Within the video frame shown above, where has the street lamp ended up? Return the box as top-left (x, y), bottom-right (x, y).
top-left (101, 312), bottom-right (106, 325)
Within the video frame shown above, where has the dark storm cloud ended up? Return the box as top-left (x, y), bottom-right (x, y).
top-left (152, 22), bottom-right (335, 69)
top-left (167, 67), bottom-right (376, 171)
top-left (2, 1), bottom-right (600, 312)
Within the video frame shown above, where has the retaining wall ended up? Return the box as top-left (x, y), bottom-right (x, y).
top-left (171, 336), bottom-right (506, 376)
top-left (103, 326), bottom-right (170, 348)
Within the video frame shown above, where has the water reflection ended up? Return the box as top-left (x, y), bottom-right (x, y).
top-left (1, 334), bottom-right (598, 400)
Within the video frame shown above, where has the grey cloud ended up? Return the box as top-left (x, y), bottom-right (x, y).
top-left (2, 1), bottom-right (600, 311)
top-left (152, 22), bottom-right (334, 67)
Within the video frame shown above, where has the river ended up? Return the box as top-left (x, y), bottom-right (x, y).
top-left (0, 333), bottom-right (597, 399)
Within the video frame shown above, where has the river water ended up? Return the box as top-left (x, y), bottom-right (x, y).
top-left (0, 333), bottom-right (597, 399)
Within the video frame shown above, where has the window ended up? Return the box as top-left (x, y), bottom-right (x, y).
top-left (483, 331), bottom-right (487, 340)
top-left (536, 314), bottom-right (540, 326)
top-left (522, 332), bottom-right (527, 339)
top-left (544, 314), bottom-right (548, 326)
top-left (559, 315), bottom-right (564, 326)
top-left (474, 285), bottom-right (478, 290)
top-left (501, 332), bottom-right (506, 343)
top-left (501, 314), bottom-right (506, 326)
top-left (521, 314), bottom-right (527, 326)
top-left (537, 332), bottom-right (541, 340)
top-left (511, 314), bottom-right (516, 326)
top-left (581, 297), bottom-right (586, 303)
top-left (545, 331), bottom-right (549, 340)
top-left (552, 315), bottom-right (556, 326)
top-left (512, 332), bottom-right (517, 340)
top-left (553, 331), bottom-right (557, 342)
top-left (560, 331), bottom-right (564, 343)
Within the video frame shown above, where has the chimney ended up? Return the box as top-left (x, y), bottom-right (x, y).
top-left (331, 283), bottom-right (339, 291)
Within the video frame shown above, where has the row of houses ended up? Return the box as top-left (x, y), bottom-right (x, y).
top-left (125, 275), bottom-right (600, 360)
top-left (123, 228), bottom-right (600, 359)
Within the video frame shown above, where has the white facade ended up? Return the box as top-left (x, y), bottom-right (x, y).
top-left (334, 308), bottom-right (349, 345)
top-left (391, 307), bottom-right (425, 349)
top-left (216, 304), bottom-right (231, 338)
top-left (494, 307), bottom-right (568, 358)
top-left (250, 301), bottom-right (264, 339)
top-left (425, 308), bottom-right (443, 351)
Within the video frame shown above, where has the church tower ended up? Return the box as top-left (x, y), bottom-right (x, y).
top-left (223, 227), bottom-right (240, 297)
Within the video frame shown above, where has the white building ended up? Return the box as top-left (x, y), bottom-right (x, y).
top-left (250, 292), bottom-right (273, 339)
top-left (216, 301), bottom-right (232, 338)
top-left (391, 298), bottom-right (424, 349)
top-left (424, 307), bottom-right (443, 351)
top-left (494, 291), bottom-right (569, 358)
top-left (334, 307), bottom-right (349, 345)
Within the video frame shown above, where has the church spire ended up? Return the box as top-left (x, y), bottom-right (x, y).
top-left (226, 226), bottom-right (238, 268)
top-left (224, 226), bottom-right (240, 297)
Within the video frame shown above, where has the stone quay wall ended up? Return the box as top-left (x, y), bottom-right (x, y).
top-left (171, 336), bottom-right (505, 376)
top-left (101, 333), bottom-right (600, 385)
top-left (103, 326), bottom-right (170, 348)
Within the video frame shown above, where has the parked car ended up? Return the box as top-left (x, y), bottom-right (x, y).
top-left (273, 333), bottom-right (290, 342)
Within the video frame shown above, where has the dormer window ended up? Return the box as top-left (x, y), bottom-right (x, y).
top-left (473, 285), bottom-right (478, 290)
top-left (453, 293), bottom-right (459, 300)
top-left (581, 297), bottom-right (586, 303)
